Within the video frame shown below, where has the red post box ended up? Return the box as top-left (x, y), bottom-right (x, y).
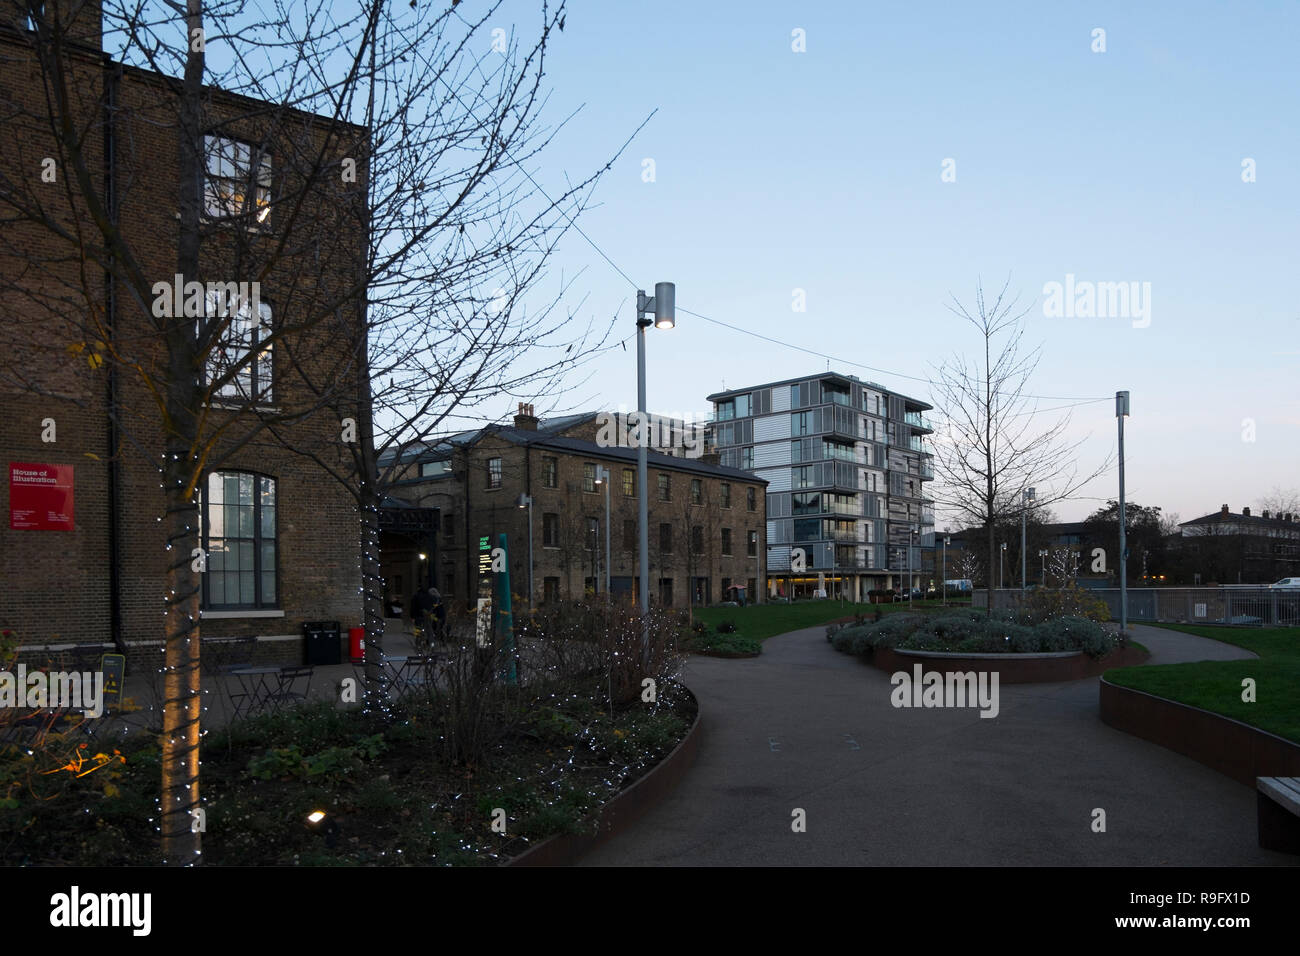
top-left (348, 626), bottom-right (365, 663)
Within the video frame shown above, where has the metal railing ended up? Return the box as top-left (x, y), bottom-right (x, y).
top-left (975, 586), bottom-right (1300, 626)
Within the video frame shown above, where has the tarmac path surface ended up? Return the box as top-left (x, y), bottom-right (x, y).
top-left (577, 622), bottom-right (1293, 866)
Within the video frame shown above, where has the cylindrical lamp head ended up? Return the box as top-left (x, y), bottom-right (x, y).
top-left (653, 281), bottom-right (675, 329)
top-left (1116, 390), bottom-right (1130, 417)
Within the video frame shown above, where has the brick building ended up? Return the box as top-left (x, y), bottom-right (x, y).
top-left (1171, 505), bottom-right (1300, 585)
top-left (0, 3), bottom-right (364, 664)
top-left (381, 406), bottom-right (768, 612)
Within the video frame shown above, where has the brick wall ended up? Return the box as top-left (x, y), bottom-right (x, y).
top-left (0, 21), bottom-right (363, 662)
top-left (388, 426), bottom-right (767, 610)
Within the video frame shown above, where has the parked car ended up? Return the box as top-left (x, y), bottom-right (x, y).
top-left (1269, 578), bottom-right (1300, 589)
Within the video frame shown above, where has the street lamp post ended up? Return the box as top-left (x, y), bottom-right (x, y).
top-left (1021, 486), bottom-right (1035, 593)
top-left (909, 526), bottom-right (917, 609)
top-left (595, 467), bottom-right (611, 599)
top-left (636, 282), bottom-right (675, 662)
top-left (1000, 542), bottom-right (1007, 592)
top-left (516, 494), bottom-right (533, 613)
top-left (1117, 390), bottom-right (1130, 638)
top-left (942, 529), bottom-right (950, 607)
top-left (1039, 549), bottom-right (1048, 588)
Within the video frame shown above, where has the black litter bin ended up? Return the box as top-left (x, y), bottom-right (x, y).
top-left (303, 620), bottom-right (342, 665)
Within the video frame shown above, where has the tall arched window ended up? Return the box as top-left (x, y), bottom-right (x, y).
top-left (198, 471), bottom-right (278, 609)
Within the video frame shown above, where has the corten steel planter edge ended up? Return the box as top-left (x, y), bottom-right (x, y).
top-left (1099, 677), bottom-right (1300, 787)
top-left (503, 687), bottom-right (702, 867)
top-left (867, 644), bottom-right (1148, 684)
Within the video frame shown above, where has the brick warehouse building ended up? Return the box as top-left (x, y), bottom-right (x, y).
top-left (381, 406), bottom-right (768, 613)
top-left (0, 4), bottom-right (364, 665)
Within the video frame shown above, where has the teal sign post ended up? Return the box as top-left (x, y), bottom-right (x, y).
top-left (494, 532), bottom-right (516, 684)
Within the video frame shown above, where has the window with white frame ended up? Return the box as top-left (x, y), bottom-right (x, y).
top-left (204, 134), bottom-right (272, 223)
top-left (199, 471), bottom-right (277, 609)
top-left (204, 291), bottom-right (273, 402)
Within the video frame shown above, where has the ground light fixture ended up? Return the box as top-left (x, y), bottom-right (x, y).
top-left (635, 281), bottom-right (675, 662)
top-left (305, 809), bottom-right (339, 848)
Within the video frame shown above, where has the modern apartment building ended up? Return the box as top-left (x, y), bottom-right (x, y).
top-left (707, 372), bottom-right (935, 599)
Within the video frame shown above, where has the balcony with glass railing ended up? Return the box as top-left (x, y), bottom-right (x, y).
top-left (905, 411), bottom-right (935, 432)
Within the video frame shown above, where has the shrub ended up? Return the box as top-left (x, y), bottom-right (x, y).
top-left (1020, 584), bottom-right (1111, 624)
top-left (827, 606), bottom-right (1116, 658)
top-left (1033, 615), bottom-right (1114, 658)
top-left (715, 619), bottom-right (737, 634)
top-left (854, 613), bottom-right (924, 652)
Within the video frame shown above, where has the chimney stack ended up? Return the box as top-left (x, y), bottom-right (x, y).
top-left (513, 402), bottom-right (538, 431)
top-left (1243, 506), bottom-right (1251, 517)
top-left (1220, 504), bottom-right (1230, 517)
top-left (1263, 510), bottom-right (1271, 520)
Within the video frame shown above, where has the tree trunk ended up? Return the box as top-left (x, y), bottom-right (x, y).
top-left (159, 441), bottom-right (203, 864)
top-left (159, 0), bottom-right (206, 865)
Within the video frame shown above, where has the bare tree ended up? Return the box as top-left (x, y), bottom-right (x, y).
top-left (1046, 545), bottom-right (1080, 588)
top-left (953, 549), bottom-right (983, 586)
top-left (929, 278), bottom-right (1108, 612)
top-left (0, 0), bottom-right (616, 863)
top-left (1259, 487), bottom-right (1300, 518)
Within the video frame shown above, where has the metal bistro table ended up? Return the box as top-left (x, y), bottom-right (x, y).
top-left (351, 654), bottom-right (438, 700)
top-left (227, 665), bottom-right (314, 719)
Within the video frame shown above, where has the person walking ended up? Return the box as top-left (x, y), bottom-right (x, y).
top-left (410, 585), bottom-right (435, 650)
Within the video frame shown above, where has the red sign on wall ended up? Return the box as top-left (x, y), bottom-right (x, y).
top-left (9, 462), bottom-right (75, 531)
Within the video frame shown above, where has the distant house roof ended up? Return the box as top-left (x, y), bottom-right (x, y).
top-left (377, 411), bottom-right (603, 468)
top-left (382, 411), bottom-right (765, 484)
top-left (1180, 508), bottom-right (1300, 532)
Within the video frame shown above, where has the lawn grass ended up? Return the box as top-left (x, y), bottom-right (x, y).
top-left (1104, 623), bottom-right (1300, 744)
top-left (692, 599), bottom-right (973, 644)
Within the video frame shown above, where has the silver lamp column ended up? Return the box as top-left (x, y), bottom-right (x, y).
top-left (636, 282), bottom-right (675, 662)
top-left (516, 494), bottom-right (533, 613)
top-left (595, 467), bottom-right (611, 598)
top-left (1021, 486), bottom-right (1035, 593)
top-left (1117, 391), bottom-right (1130, 637)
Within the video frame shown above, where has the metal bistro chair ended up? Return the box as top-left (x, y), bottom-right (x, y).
top-left (390, 654), bottom-right (438, 698)
top-left (206, 637), bottom-right (257, 719)
top-left (266, 665), bottom-right (314, 715)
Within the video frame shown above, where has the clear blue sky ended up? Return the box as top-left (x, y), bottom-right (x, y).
top-left (503, 0), bottom-right (1299, 525)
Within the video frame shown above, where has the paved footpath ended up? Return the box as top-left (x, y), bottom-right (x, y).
top-left (578, 622), bottom-right (1296, 866)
